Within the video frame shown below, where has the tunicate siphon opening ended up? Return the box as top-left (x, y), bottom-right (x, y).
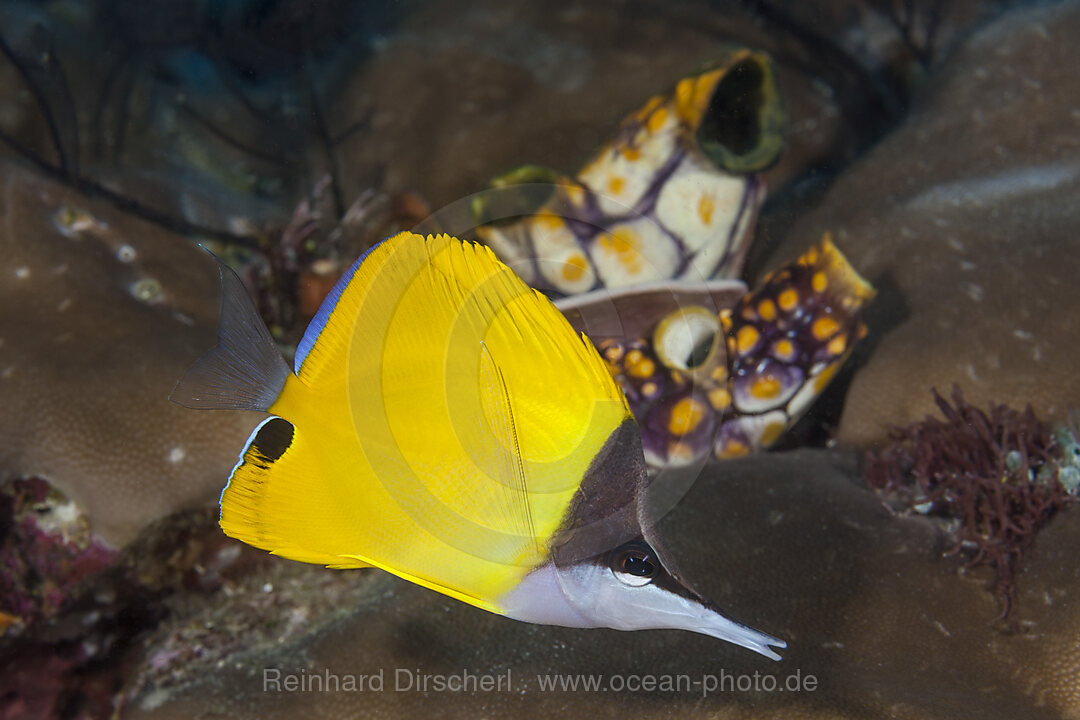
top-left (696, 54), bottom-right (785, 173)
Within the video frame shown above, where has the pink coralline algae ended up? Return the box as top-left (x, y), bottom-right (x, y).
top-left (0, 478), bottom-right (118, 629)
top-left (864, 387), bottom-right (1076, 624)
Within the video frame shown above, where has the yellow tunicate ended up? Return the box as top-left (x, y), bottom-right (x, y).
top-left (674, 69), bottom-right (719, 124)
top-left (698, 194), bottom-right (715, 225)
top-left (758, 299), bottom-right (777, 321)
top-left (778, 288), bottom-right (799, 312)
top-left (668, 441), bottom-right (694, 464)
top-left (812, 271), bottom-right (828, 293)
top-left (641, 381), bottom-right (658, 396)
top-left (608, 176), bottom-right (626, 195)
top-left (637, 95), bottom-right (664, 122)
top-left (759, 422), bottom-right (786, 447)
top-left (674, 79), bottom-right (694, 115)
top-left (801, 246), bottom-right (820, 265)
top-left (772, 338), bottom-right (796, 362)
top-left (564, 184), bottom-right (587, 206)
top-left (598, 227), bottom-right (643, 275)
top-left (736, 325), bottom-right (760, 355)
top-left (750, 375), bottom-right (782, 400)
top-left (707, 387), bottom-right (731, 410)
top-left (716, 440), bottom-right (750, 459)
top-left (813, 363), bottom-right (840, 393)
top-left (668, 396), bottom-right (707, 436)
top-left (620, 146), bottom-right (642, 161)
top-left (710, 365), bottom-right (728, 383)
top-left (535, 210), bottom-right (565, 231)
top-left (603, 344), bottom-right (624, 362)
top-left (626, 349), bottom-right (644, 365)
top-left (600, 229), bottom-right (633, 255)
top-left (812, 316), bottom-right (840, 341)
top-left (827, 333), bottom-right (848, 356)
top-left (647, 106), bottom-right (669, 134)
top-left (562, 254), bottom-right (588, 282)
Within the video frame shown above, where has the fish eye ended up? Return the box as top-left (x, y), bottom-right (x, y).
top-left (610, 542), bottom-right (658, 587)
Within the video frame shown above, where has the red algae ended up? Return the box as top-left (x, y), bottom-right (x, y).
top-left (0, 478), bottom-right (118, 627)
top-left (864, 387), bottom-right (1074, 624)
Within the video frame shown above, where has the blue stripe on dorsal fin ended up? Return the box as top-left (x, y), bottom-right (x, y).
top-left (294, 240), bottom-right (382, 374)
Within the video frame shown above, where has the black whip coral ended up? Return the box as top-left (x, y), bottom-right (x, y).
top-left (864, 387), bottom-right (1075, 624)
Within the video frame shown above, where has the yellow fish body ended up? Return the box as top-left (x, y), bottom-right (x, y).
top-left (174, 231), bottom-right (785, 659)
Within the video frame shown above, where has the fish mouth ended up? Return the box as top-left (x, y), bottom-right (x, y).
top-left (691, 600), bottom-right (787, 661)
top-left (610, 579), bottom-right (787, 660)
top-left (644, 553), bottom-right (787, 660)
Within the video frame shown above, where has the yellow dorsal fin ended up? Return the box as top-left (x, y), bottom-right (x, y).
top-left (221, 232), bottom-right (632, 610)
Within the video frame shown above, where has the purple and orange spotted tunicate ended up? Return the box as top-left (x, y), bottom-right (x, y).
top-left (591, 236), bottom-right (875, 467)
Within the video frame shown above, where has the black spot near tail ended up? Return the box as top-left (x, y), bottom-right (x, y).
top-left (251, 418), bottom-right (294, 461)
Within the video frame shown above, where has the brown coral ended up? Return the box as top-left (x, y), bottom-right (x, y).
top-left (864, 387), bottom-right (1073, 624)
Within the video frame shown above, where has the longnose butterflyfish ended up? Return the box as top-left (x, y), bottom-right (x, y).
top-left (173, 231), bottom-right (786, 660)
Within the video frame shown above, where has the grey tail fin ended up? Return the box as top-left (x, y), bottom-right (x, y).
top-left (171, 256), bottom-right (291, 411)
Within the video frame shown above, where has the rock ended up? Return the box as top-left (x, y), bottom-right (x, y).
top-left (0, 478), bottom-right (118, 631)
top-left (330, 0), bottom-right (1022, 222)
top-left (757, 0), bottom-right (1017, 96)
top-left (0, 160), bottom-right (262, 546)
top-left (330, 0), bottom-right (887, 215)
top-left (761, 2), bottom-right (1080, 445)
top-left (121, 450), bottom-right (1080, 719)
